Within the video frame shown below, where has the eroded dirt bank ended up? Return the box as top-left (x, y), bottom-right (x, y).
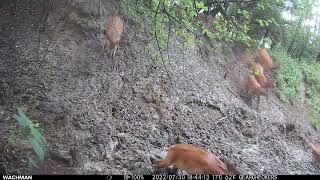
top-left (0, 0), bottom-right (320, 175)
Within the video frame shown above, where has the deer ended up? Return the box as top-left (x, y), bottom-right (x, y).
top-left (152, 144), bottom-right (240, 175)
top-left (102, 10), bottom-right (124, 59)
top-left (245, 73), bottom-right (267, 97)
top-left (256, 48), bottom-right (280, 70)
top-left (250, 62), bottom-right (276, 89)
top-left (240, 73), bottom-right (267, 109)
top-left (302, 136), bottom-right (320, 163)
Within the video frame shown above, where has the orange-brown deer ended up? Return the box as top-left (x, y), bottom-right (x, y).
top-left (102, 10), bottom-right (124, 59)
top-left (256, 48), bottom-right (280, 70)
top-left (245, 73), bottom-right (267, 97)
top-left (250, 63), bottom-right (276, 89)
top-left (302, 137), bottom-right (320, 163)
top-left (152, 144), bottom-right (239, 175)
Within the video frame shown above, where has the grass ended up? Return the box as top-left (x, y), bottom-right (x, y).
top-left (301, 62), bottom-right (320, 130)
top-left (271, 46), bottom-right (320, 130)
top-left (271, 47), bottom-right (301, 104)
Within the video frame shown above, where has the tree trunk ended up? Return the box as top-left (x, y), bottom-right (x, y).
top-left (298, 46), bottom-right (305, 61)
top-left (287, 39), bottom-right (295, 56)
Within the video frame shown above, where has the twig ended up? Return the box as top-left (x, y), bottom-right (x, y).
top-left (154, 1), bottom-right (172, 81)
top-left (167, 11), bottom-right (171, 61)
top-left (36, 38), bottom-right (52, 76)
top-left (214, 112), bottom-right (236, 124)
top-left (226, 85), bottom-right (241, 100)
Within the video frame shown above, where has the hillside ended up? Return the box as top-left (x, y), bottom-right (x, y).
top-left (0, 0), bottom-right (320, 175)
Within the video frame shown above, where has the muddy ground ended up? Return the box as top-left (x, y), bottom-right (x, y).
top-left (0, 0), bottom-right (320, 175)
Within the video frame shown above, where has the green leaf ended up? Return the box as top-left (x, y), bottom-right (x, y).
top-left (30, 126), bottom-right (47, 144)
top-left (14, 115), bottom-right (27, 127)
top-left (257, 20), bottom-right (264, 27)
top-left (17, 108), bottom-right (32, 127)
top-left (31, 137), bottom-right (45, 161)
top-left (28, 157), bottom-right (39, 168)
top-left (18, 108), bottom-right (29, 121)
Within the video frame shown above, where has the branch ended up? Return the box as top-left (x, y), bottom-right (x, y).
top-left (214, 112), bottom-right (236, 124)
top-left (154, 1), bottom-right (172, 80)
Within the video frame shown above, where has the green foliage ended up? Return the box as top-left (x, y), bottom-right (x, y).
top-left (121, 0), bottom-right (280, 60)
top-left (245, 0), bottom-right (284, 44)
top-left (301, 62), bottom-right (320, 130)
top-left (273, 45), bottom-right (320, 130)
top-left (13, 108), bottom-right (47, 165)
top-left (120, 0), bottom-right (320, 130)
top-left (280, 0), bottom-right (320, 60)
top-left (120, 0), bottom-right (319, 62)
top-left (272, 47), bottom-right (301, 104)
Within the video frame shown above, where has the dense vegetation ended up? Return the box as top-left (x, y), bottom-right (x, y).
top-left (121, 0), bottom-right (320, 130)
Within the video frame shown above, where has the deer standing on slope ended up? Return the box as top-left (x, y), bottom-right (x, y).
top-left (256, 48), bottom-right (280, 70)
top-left (102, 10), bottom-right (124, 59)
top-left (250, 62), bottom-right (276, 89)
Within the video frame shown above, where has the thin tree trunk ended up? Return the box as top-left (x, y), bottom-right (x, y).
top-left (287, 38), bottom-right (295, 56)
top-left (298, 46), bottom-right (305, 61)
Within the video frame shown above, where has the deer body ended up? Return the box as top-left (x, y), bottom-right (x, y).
top-left (250, 63), bottom-right (276, 88)
top-left (152, 144), bottom-right (238, 175)
top-left (103, 11), bottom-right (124, 58)
top-left (255, 75), bottom-right (276, 88)
top-left (245, 74), bottom-right (266, 96)
top-left (303, 138), bottom-right (320, 163)
top-left (256, 48), bottom-right (280, 70)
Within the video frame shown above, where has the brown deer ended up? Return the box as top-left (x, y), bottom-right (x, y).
top-left (302, 137), bottom-right (320, 163)
top-left (256, 48), bottom-right (280, 70)
top-left (245, 73), bottom-right (267, 97)
top-left (250, 62), bottom-right (276, 89)
top-left (152, 144), bottom-right (239, 175)
top-left (102, 10), bottom-right (124, 59)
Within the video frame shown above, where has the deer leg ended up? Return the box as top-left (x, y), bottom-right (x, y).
top-left (113, 44), bottom-right (118, 59)
top-left (169, 166), bottom-right (179, 174)
top-left (102, 39), bottom-right (111, 55)
top-left (256, 96), bottom-right (260, 110)
top-left (152, 151), bottom-right (174, 169)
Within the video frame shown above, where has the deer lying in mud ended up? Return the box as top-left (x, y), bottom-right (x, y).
top-left (250, 63), bottom-right (276, 89)
top-left (302, 137), bottom-right (320, 163)
top-left (152, 144), bottom-right (239, 175)
top-left (256, 48), bottom-right (280, 70)
top-left (102, 10), bottom-right (124, 59)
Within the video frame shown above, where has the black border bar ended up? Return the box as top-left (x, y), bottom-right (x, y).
top-left (1, 175), bottom-right (320, 180)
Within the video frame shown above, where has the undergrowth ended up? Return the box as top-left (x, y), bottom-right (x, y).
top-left (301, 62), bottom-right (320, 130)
top-left (271, 47), bottom-right (301, 104)
top-left (272, 46), bottom-right (320, 130)
top-left (120, 0), bottom-right (255, 64)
